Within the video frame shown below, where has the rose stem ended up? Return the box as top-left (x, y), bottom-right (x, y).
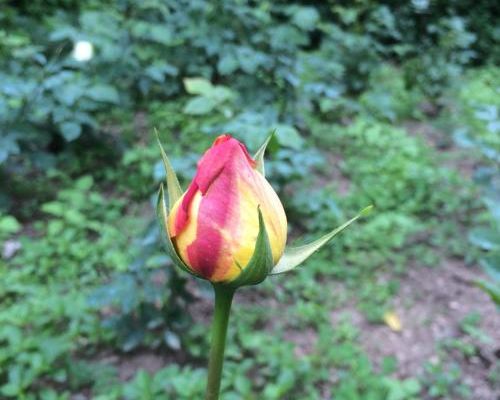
top-left (205, 284), bottom-right (235, 400)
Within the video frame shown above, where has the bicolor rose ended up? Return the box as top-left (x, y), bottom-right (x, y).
top-left (157, 132), bottom-right (370, 288)
top-left (156, 130), bottom-right (371, 400)
top-left (167, 134), bottom-right (287, 283)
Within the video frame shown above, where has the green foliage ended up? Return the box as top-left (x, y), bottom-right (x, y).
top-left (0, 214), bottom-right (21, 239)
top-left (88, 259), bottom-right (193, 353)
top-left (16, 176), bottom-right (132, 281)
top-left (1, 0), bottom-right (495, 167)
top-left (122, 367), bottom-right (206, 399)
top-left (453, 67), bottom-right (500, 163)
top-left (0, 177), bottom-right (134, 396)
top-left (331, 118), bottom-right (460, 215)
top-left (449, 68), bottom-right (500, 304)
top-left (422, 361), bottom-right (471, 399)
top-left (0, 287), bottom-right (96, 398)
top-left (360, 65), bottom-right (423, 122)
top-left (183, 78), bottom-right (235, 116)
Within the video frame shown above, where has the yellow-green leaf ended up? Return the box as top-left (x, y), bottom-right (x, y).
top-left (183, 77), bottom-right (214, 95)
top-left (156, 130), bottom-right (183, 210)
top-left (254, 130), bottom-right (276, 176)
top-left (271, 205), bottom-right (373, 275)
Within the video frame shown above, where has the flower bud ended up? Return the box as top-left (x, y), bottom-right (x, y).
top-left (167, 134), bottom-right (287, 283)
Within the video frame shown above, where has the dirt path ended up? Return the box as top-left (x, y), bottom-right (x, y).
top-left (351, 259), bottom-right (500, 399)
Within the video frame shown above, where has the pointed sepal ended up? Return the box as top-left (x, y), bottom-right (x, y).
top-left (156, 184), bottom-right (200, 278)
top-left (271, 205), bottom-right (373, 275)
top-left (225, 207), bottom-right (274, 288)
top-left (156, 129), bottom-right (183, 210)
top-left (254, 130), bottom-right (276, 177)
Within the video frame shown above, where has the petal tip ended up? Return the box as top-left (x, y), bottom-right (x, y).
top-left (213, 133), bottom-right (232, 146)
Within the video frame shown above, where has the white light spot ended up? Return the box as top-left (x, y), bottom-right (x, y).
top-left (72, 40), bottom-right (94, 62)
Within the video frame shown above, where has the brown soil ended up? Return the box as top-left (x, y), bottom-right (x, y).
top-left (405, 120), bottom-right (478, 178)
top-left (328, 259), bottom-right (500, 400)
top-left (117, 352), bottom-right (167, 381)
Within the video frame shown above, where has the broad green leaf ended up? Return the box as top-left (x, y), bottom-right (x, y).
top-left (275, 124), bottom-right (304, 149)
top-left (149, 25), bottom-right (173, 45)
top-left (55, 83), bottom-right (83, 106)
top-left (87, 84), bottom-right (120, 103)
top-left (41, 201), bottom-right (65, 216)
top-left (217, 54), bottom-right (239, 75)
top-left (480, 251), bottom-right (500, 281)
top-left (156, 130), bottom-right (183, 210)
top-left (156, 185), bottom-right (199, 278)
top-left (0, 134), bottom-right (20, 164)
top-left (0, 216), bottom-right (21, 234)
top-left (164, 331), bottom-right (181, 350)
top-left (292, 7), bottom-right (320, 31)
top-left (469, 228), bottom-right (500, 251)
top-left (484, 196), bottom-right (500, 222)
top-left (183, 96), bottom-right (217, 115)
top-left (271, 205), bottom-right (373, 275)
top-left (183, 77), bottom-right (213, 96)
top-left (59, 122), bottom-right (81, 141)
top-left (254, 130), bottom-right (276, 176)
top-left (211, 86), bottom-right (234, 102)
top-left (75, 175), bottom-right (94, 191)
top-left (226, 207), bottom-right (274, 288)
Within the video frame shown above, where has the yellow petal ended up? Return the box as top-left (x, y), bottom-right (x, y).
top-left (383, 311), bottom-right (402, 332)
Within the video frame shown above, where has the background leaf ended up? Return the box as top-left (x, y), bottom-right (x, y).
top-left (59, 122), bottom-right (82, 141)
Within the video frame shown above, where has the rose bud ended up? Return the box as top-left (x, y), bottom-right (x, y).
top-left (157, 131), bottom-right (371, 288)
top-left (156, 131), bottom-right (372, 400)
top-left (166, 134), bottom-right (287, 283)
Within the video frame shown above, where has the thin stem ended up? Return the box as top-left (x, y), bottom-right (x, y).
top-left (205, 285), bottom-right (235, 400)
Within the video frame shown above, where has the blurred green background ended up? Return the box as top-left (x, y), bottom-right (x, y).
top-left (1, 1), bottom-right (499, 399)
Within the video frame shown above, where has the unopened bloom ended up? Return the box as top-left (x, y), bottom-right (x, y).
top-left (156, 131), bottom-right (371, 400)
top-left (168, 134), bottom-right (287, 283)
top-left (157, 131), bottom-right (370, 289)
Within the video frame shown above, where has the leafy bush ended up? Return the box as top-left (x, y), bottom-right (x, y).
top-left (360, 65), bottom-right (423, 122)
top-left (0, 176), bottom-right (134, 396)
top-left (312, 117), bottom-right (466, 218)
top-left (15, 176), bottom-right (131, 281)
top-left (2, 0), bottom-right (495, 167)
top-left (453, 67), bottom-right (500, 163)
top-left (449, 68), bottom-right (500, 304)
top-left (88, 223), bottom-right (196, 354)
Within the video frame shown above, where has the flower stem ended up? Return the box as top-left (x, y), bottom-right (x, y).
top-left (205, 285), bottom-right (235, 400)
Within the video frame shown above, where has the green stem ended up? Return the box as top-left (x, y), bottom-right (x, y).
top-left (205, 285), bottom-right (235, 400)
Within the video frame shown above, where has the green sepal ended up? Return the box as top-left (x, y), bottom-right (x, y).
top-left (155, 129), bottom-right (183, 210)
top-left (224, 207), bottom-right (274, 289)
top-left (271, 205), bottom-right (373, 275)
top-left (254, 130), bottom-right (276, 177)
top-left (156, 184), bottom-right (200, 278)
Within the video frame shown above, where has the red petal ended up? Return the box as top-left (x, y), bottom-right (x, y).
top-left (173, 135), bottom-right (256, 237)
